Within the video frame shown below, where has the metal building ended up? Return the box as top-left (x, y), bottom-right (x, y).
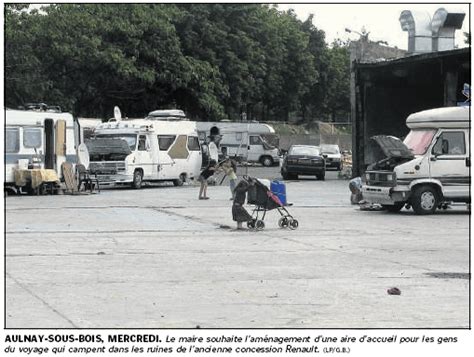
top-left (351, 47), bottom-right (470, 177)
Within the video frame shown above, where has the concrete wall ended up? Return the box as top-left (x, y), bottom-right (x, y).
top-left (278, 134), bottom-right (352, 152)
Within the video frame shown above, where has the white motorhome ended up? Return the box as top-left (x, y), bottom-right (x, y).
top-left (88, 114), bottom-right (202, 188)
top-left (196, 121), bottom-right (280, 166)
top-left (5, 107), bottom-right (79, 190)
top-left (362, 106), bottom-right (470, 214)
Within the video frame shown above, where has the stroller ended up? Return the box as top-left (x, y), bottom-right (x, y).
top-left (245, 176), bottom-right (299, 231)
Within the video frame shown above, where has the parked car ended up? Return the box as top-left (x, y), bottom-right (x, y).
top-left (320, 144), bottom-right (342, 170)
top-left (281, 145), bottom-right (326, 180)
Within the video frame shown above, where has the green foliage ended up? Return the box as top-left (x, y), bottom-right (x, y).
top-left (5, 4), bottom-right (350, 122)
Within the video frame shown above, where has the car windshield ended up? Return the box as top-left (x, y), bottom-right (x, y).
top-left (321, 145), bottom-right (339, 154)
top-left (96, 134), bottom-right (137, 151)
top-left (403, 129), bottom-right (436, 155)
top-left (289, 146), bottom-right (320, 156)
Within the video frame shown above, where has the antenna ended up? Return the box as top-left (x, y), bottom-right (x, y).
top-left (114, 106), bottom-right (122, 121)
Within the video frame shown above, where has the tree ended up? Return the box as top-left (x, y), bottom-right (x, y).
top-left (5, 4), bottom-right (341, 122)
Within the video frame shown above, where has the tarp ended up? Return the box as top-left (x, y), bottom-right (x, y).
top-left (14, 169), bottom-right (59, 189)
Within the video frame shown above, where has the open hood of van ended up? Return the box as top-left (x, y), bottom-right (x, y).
top-left (366, 135), bottom-right (414, 171)
top-left (370, 135), bottom-right (414, 160)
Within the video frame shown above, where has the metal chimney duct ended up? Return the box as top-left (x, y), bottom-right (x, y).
top-left (431, 8), bottom-right (466, 51)
top-left (400, 10), bottom-right (432, 55)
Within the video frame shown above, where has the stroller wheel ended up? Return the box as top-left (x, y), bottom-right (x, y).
top-left (247, 220), bottom-right (256, 229)
top-left (255, 220), bottom-right (265, 231)
top-left (278, 217), bottom-right (289, 228)
top-left (289, 219), bottom-right (299, 230)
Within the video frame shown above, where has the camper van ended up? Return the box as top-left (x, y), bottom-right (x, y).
top-left (5, 107), bottom-right (79, 191)
top-left (362, 106), bottom-right (470, 214)
top-left (88, 115), bottom-right (202, 188)
top-left (196, 121), bottom-right (280, 166)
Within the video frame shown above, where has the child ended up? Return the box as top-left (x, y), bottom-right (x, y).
top-left (198, 160), bottom-right (217, 200)
top-left (220, 159), bottom-right (238, 199)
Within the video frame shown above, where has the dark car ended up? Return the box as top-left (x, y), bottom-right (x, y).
top-left (320, 144), bottom-right (342, 170)
top-left (281, 145), bottom-right (326, 180)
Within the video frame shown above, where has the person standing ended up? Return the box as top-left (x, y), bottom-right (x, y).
top-left (232, 177), bottom-right (253, 229)
top-left (220, 159), bottom-right (238, 199)
top-left (198, 160), bottom-right (217, 200)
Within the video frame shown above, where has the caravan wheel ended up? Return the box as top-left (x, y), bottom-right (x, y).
top-left (261, 156), bottom-right (273, 167)
top-left (173, 174), bottom-right (185, 187)
top-left (132, 170), bottom-right (143, 189)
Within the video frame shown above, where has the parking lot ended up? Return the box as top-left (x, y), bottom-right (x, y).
top-left (5, 166), bottom-right (470, 328)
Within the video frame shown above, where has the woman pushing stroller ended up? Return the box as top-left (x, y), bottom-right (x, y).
top-left (232, 176), bottom-right (254, 230)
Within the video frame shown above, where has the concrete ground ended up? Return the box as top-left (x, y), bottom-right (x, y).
top-left (5, 168), bottom-right (470, 328)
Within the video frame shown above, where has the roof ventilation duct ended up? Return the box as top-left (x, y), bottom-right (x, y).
top-left (431, 8), bottom-right (466, 51)
top-left (399, 10), bottom-right (432, 55)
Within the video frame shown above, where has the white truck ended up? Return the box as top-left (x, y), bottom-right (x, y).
top-left (196, 121), bottom-right (280, 166)
top-left (5, 106), bottom-right (80, 192)
top-left (362, 106), bottom-right (470, 214)
top-left (87, 115), bottom-right (202, 188)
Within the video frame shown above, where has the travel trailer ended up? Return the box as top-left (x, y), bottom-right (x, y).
top-left (87, 112), bottom-right (202, 188)
top-left (196, 121), bottom-right (280, 166)
top-left (362, 106), bottom-right (470, 214)
top-left (5, 106), bottom-right (80, 191)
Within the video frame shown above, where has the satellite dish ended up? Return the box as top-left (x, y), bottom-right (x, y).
top-left (114, 106), bottom-right (122, 121)
top-left (77, 143), bottom-right (90, 170)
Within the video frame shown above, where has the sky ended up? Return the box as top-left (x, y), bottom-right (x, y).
top-left (276, 3), bottom-right (470, 50)
top-left (21, 2), bottom-right (472, 50)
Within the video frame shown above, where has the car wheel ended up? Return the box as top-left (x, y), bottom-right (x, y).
top-left (132, 170), bottom-right (143, 189)
top-left (381, 202), bottom-right (405, 212)
top-left (261, 156), bottom-right (273, 167)
top-left (316, 173), bottom-right (325, 181)
top-left (281, 170), bottom-right (289, 180)
top-left (411, 185), bottom-right (439, 215)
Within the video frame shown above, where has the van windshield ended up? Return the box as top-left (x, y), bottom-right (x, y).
top-left (403, 129), bottom-right (436, 155)
top-left (96, 134), bottom-right (137, 151)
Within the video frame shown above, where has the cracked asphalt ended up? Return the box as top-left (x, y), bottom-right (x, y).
top-left (4, 168), bottom-right (470, 328)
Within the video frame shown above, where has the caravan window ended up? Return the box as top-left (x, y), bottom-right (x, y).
top-left (6, 128), bottom-right (20, 153)
top-left (249, 136), bottom-right (263, 145)
top-left (432, 131), bottom-right (466, 155)
top-left (187, 136), bottom-right (200, 151)
top-left (158, 135), bottom-right (176, 150)
top-left (23, 128), bottom-right (42, 148)
top-left (138, 135), bottom-right (147, 151)
top-left (96, 134), bottom-right (137, 151)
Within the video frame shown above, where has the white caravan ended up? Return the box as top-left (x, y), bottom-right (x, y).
top-left (88, 116), bottom-right (202, 188)
top-left (196, 121), bottom-right (280, 166)
top-left (5, 108), bottom-right (79, 190)
top-left (362, 106), bottom-right (470, 214)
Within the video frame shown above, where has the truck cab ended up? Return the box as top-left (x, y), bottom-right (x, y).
top-left (362, 106), bottom-right (470, 214)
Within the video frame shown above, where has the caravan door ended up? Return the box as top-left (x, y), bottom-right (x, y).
top-left (135, 134), bottom-right (155, 178)
top-left (157, 134), bottom-right (178, 179)
top-left (55, 119), bottom-right (67, 171)
top-left (429, 129), bottom-right (470, 199)
top-left (248, 135), bottom-right (265, 162)
top-left (44, 119), bottom-right (55, 170)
